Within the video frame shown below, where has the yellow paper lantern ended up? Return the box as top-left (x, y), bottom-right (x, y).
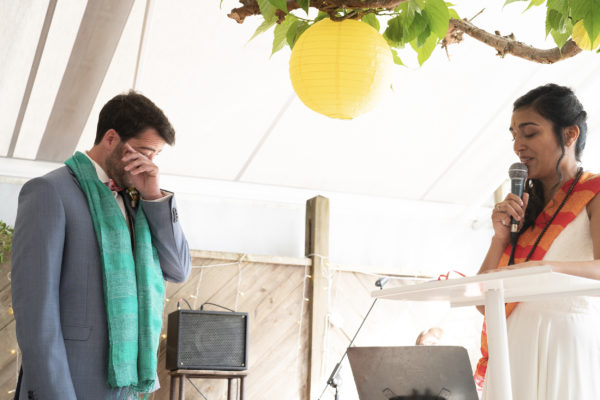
top-left (289, 18), bottom-right (394, 119)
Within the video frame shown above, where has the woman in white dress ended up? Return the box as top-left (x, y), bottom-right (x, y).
top-left (475, 83), bottom-right (600, 399)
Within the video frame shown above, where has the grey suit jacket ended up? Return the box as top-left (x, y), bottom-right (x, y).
top-left (11, 166), bottom-right (191, 399)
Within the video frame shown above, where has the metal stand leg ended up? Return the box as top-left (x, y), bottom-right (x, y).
top-left (228, 378), bottom-right (234, 400)
top-left (484, 288), bottom-right (513, 400)
top-left (179, 374), bottom-right (186, 400)
top-left (170, 375), bottom-right (176, 400)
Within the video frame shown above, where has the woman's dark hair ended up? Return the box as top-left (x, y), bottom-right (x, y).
top-left (513, 83), bottom-right (587, 231)
top-left (95, 90), bottom-right (175, 145)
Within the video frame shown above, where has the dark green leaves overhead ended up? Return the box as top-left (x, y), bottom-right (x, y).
top-left (267, 0), bottom-right (287, 13)
top-left (362, 14), bottom-right (380, 31)
top-left (383, 0), bottom-right (453, 64)
top-left (257, 0), bottom-right (276, 21)
top-left (576, 0), bottom-right (600, 47)
top-left (248, 0), bottom-right (600, 67)
top-left (272, 14), bottom-right (297, 55)
top-left (384, 16), bottom-right (404, 44)
top-left (504, 0), bottom-right (600, 50)
top-left (287, 21), bottom-right (309, 48)
top-left (297, 0), bottom-right (310, 14)
top-left (423, 0), bottom-right (450, 39)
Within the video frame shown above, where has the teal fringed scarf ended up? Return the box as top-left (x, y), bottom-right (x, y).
top-left (65, 152), bottom-right (164, 394)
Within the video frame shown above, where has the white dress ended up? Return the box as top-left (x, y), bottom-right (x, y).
top-left (484, 209), bottom-right (600, 399)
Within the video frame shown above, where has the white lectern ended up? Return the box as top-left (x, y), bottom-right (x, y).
top-left (372, 266), bottom-right (600, 400)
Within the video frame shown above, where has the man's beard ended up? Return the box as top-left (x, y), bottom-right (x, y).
top-left (105, 144), bottom-right (131, 188)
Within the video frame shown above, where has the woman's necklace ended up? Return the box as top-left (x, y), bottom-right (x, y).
top-left (509, 167), bottom-right (584, 265)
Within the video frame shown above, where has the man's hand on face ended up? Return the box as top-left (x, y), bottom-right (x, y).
top-left (122, 143), bottom-right (163, 200)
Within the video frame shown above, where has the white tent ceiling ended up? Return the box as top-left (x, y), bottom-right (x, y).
top-left (3, 0), bottom-right (600, 208)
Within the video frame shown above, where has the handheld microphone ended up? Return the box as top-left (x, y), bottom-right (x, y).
top-left (375, 277), bottom-right (389, 289)
top-left (508, 162), bottom-right (528, 239)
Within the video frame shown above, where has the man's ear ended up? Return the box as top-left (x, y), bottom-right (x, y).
top-left (101, 129), bottom-right (121, 150)
top-left (564, 125), bottom-right (580, 147)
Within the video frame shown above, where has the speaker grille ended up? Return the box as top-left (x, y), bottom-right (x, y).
top-left (179, 313), bottom-right (246, 367)
top-left (166, 310), bottom-right (249, 371)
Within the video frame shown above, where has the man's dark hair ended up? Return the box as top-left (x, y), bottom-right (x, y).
top-left (95, 90), bottom-right (175, 145)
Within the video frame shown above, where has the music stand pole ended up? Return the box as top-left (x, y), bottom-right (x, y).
top-left (317, 278), bottom-right (387, 400)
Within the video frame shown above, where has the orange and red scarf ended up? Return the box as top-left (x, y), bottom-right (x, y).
top-left (474, 172), bottom-right (600, 387)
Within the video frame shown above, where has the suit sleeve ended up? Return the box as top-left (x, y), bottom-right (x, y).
top-left (141, 193), bottom-right (191, 283)
top-left (11, 177), bottom-right (78, 399)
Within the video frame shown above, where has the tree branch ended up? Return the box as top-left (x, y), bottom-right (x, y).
top-left (228, 0), bottom-right (408, 23)
top-left (446, 18), bottom-right (582, 64)
top-left (227, 1), bottom-right (583, 64)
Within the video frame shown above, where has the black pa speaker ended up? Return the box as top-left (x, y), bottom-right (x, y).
top-left (166, 309), bottom-right (249, 371)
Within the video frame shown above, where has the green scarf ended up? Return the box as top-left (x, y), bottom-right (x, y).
top-left (65, 152), bottom-right (164, 394)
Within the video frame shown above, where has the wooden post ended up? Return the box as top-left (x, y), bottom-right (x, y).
top-left (305, 196), bottom-right (330, 400)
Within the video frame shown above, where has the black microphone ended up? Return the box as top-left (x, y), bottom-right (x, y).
top-left (508, 162), bottom-right (528, 240)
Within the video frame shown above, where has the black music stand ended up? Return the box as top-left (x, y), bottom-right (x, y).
top-left (347, 346), bottom-right (478, 400)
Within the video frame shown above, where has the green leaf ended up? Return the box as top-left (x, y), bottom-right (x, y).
top-left (249, 17), bottom-right (277, 41)
top-left (547, 0), bottom-right (568, 13)
top-left (403, 12), bottom-right (428, 43)
top-left (414, 35), bottom-right (438, 65)
top-left (416, 26), bottom-right (431, 47)
top-left (258, 0), bottom-right (276, 20)
top-left (384, 16), bottom-right (404, 43)
top-left (571, 0), bottom-right (591, 20)
top-left (411, 0), bottom-right (426, 11)
top-left (362, 14), bottom-right (381, 31)
top-left (423, 0), bottom-right (450, 39)
top-left (571, 0), bottom-right (600, 47)
top-left (272, 15), bottom-right (297, 56)
top-left (448, 7), bottom-right (460, 20)
top-left (405, 1), bottom-right (419, 23)
top-left (286, 20), bottom-right (301, 47)
top-left (394, 2), bottom-right (409, 13)
top-left (391, 49), bottom-right (405, 66)
top-left (524, 0), bottom-right (545, 12)
top-left (583, 8), bottom-right (600, 49)
top-left (287, 21), bottom-right (309, 49)
top-left (297, 0), bottom-right (309, 14)
top-left (550, 19), bottom-right (573, 48)
top-left (315, 11), bottom-right (329, 22)
top-left (268, 0), bottom-right (287, 13)
top-left (546, 9), bottom-right (566, 36)
top-left (297, 21), bottom-right (309, 37)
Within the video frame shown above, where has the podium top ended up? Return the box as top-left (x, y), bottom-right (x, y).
top-left (373, 266), bottom-right (600, 307)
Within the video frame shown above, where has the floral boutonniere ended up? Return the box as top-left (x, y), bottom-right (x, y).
top-left (125, 187), bottom-right (139, 208)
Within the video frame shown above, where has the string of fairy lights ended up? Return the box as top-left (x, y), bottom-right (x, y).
top-left (5, 254), bottom-right (419, 396)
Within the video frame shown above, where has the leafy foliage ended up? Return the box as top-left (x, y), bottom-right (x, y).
top-left (0, 220), bottom-right (13, 264)
top-left (248, 0), bottom-right (600, 66)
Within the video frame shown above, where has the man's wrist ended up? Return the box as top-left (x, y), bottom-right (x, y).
top-left (141, 190), bottom-right (165, 201)
top-left (142, 189), bottom-right (173, 203)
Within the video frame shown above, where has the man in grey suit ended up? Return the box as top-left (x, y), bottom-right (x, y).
top-left (11, 91), bottom-right (191, 399)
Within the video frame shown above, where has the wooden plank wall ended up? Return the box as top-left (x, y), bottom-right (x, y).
top-left (0, 254), bottom-right (483, 400)
top-left (319, 271), bottom-right (483, 399)
top-left (153, 253), bottom-right (312, 400)
top-left (0, 257), bottom-right (19, 400)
